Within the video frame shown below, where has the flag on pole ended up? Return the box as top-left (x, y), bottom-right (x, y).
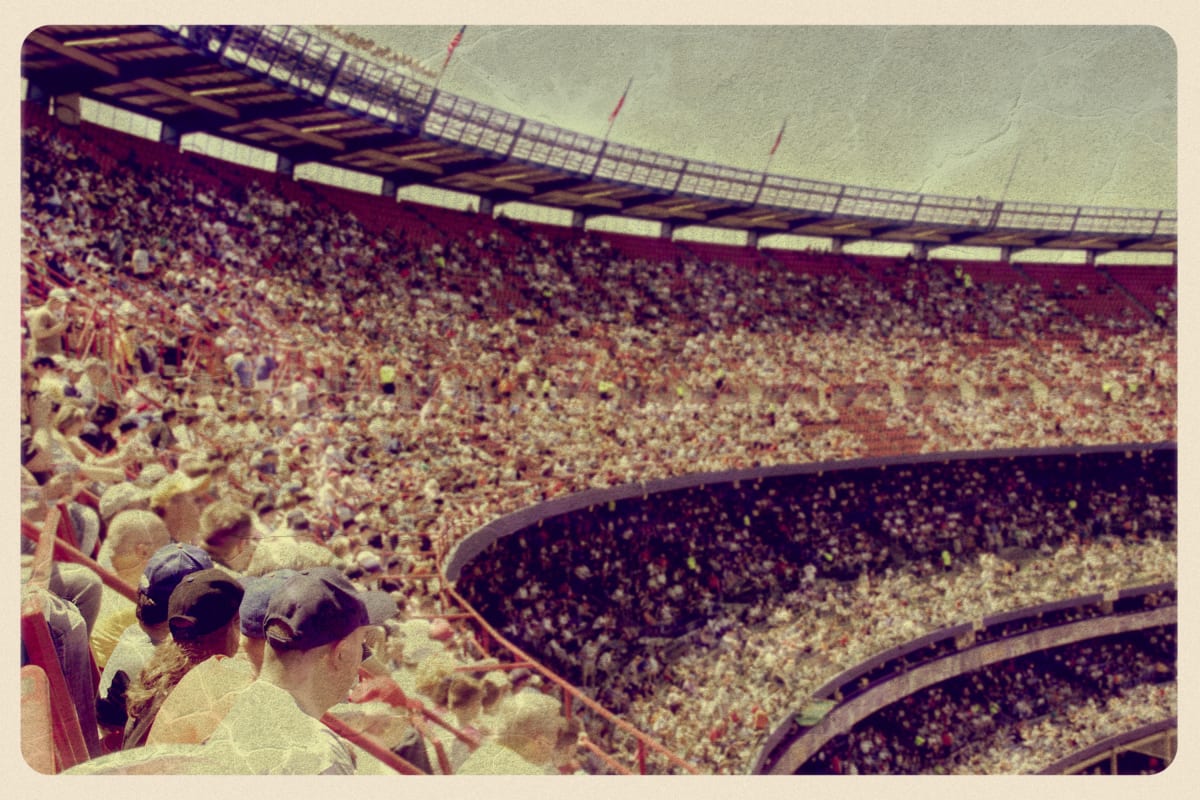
top-left (609, 77), bottom-right (633, 123)
top-left (443, 25), bottom-right (466, 70)
top-left (769, 118), bottom-right (787, 156)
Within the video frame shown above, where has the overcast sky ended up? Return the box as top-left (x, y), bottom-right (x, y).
top-left (337, 24), bottom-right (1176, 212)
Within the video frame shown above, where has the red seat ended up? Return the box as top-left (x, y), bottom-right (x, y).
top-left (20, 665), bottom-right (57, 774)
top-left (20, 508), bottom-right (93, 772)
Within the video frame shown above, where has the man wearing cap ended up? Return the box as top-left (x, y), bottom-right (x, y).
top-left (146, 569), bottom-right (297, 746)
top-left (123, 569), bottom-right (244, 749)
top-left (97, 543), bottom-right (214, 730)
top-left (200, 567), bottom-right (397, 773)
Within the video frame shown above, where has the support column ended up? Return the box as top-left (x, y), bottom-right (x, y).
top-left (746, 230), bottom-right (759, 249)
top-left (911, 242), bottom-right (929, 261)
top-left (478, 197), bottom-right (495, 217)
top-left (999, 246), bottom-right (1013, 264)
top-left (54, 92), bottom-right (82, 126)
top-left (24, 80), bottom-right (49, 105)
top-left (661, 221), bottom-right (674, 240)
top-left (571, 210), bottom-right (587, 230)
top-left (381, 178), bottom-right (398, 199)
top-left (160, 123), bottom-right (182, 148)
top-left (830, 236), bottom-right (844, 255)
top-left (1084, 249), bottom-right (1097, 267)
top-left (276, 154), bottom-right (295, 179)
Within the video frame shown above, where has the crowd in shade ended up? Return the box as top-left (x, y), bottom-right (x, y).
top-left (797, 628), bottom-right (1176, 775)
top-left (18, 106), bottom-right (1176, 774)
top-left (456, 451), bottom-right (1176, 771)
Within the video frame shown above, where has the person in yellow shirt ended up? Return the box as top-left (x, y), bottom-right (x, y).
top-left (379, 362), bottom-right (397, 395)
top-left (91, 510), bottom-right (172, 668)
top-left (96, 543), bottom-right (213, 731)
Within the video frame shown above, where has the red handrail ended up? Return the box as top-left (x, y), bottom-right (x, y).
top-left (320, 713), bottom-right (426, 775)
top-left (442, 585), bottom-right (698, 775)
top-left (21, 518), bottom-right (138, 603)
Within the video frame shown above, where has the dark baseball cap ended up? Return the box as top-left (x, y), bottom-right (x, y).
top-left (238, 569), bottom-right (298, 640)
top-left (138, 544), bottom-right (214, 626)
top-left (168, 569), bottom-right (245, 641)
top-left (264, 567), bottom-right (397, 652)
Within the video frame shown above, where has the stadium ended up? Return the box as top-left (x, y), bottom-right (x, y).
top-left (17, 24), bottom-right (1177, 777)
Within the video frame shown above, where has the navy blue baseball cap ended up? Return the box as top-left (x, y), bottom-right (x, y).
top-left (137, 544), bottom-right (214, 626)
top-left (238, 569), bottom-right (298, 640)
top-left (264, 567), bottom-right (397, 652)
top-left (168, 569), bottom-right (245, 641)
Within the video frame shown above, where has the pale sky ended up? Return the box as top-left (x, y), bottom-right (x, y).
top-left (342, 24), bottom-right (1176, 211)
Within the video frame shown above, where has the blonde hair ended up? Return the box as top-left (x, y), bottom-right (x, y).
top-left (495, 691), bottom-right (566, 762)
top-left (125, 626), bottom-right (238, 739)
top-left (244, 536), bottom-right (334, 576)
top-left (149, 472), bottom-right (210, 510)
top-left (199, 500), bottom-right (253, 556)
top-left (102, 510), bottom-right (170, 560)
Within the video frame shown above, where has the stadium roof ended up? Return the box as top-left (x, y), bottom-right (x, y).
top-left (21, 24), bottom-right (1175, 255)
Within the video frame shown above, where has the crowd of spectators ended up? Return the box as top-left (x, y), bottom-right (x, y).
top-left (798, 627), bottom-right (1176, 774)
top-left (456, 451), bottom-right (1176, 771)
top-left (19, 105), bottom-right (1177, 774)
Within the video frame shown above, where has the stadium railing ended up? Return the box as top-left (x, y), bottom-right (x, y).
top-left (1036, 717), bottom-right (1176, 775)
top-left (441, 584), bottom-right (698, 775)
top-left (754, 586), bottom-right (1177, 774)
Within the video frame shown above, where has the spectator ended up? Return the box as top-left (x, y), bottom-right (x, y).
top-left (148, 469), bottom-right (210, 545)
top-left (457, 690), bottom-right (576, 774)
top-left (21, 584), bottom-right (104, 758)
top-left (29, 404), bottom-right (128, 486)
top-left (92, 510), bottom-right (172, 668)
top-left (145, 569), bottom-right (298, 747)
top-left (97, 543), bottom-right (214, 731)
top-left (19, 110), bottom-right (1177, 774)
top-left (198, 499), bottom-right (256, 576)
top-left (25, 286), bottom-right (72, 360)
top-left (123, 569), bottom-right (244, 748)
top-left (198, 567), bottom-right (398, 773)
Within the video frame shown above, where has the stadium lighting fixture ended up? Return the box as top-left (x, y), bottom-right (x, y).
top-left (497, 170), bottom-right (539, 183)
top-left (300, 122), bottom-right (347, 133)
top-left (191, 86), bottom-right (242, 97)
top-left (62, 36), bottom-right (122, 47)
